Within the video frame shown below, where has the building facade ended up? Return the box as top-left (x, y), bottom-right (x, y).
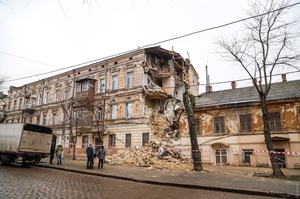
top-left (4, 47), bottom-right (199, 155)
top-left (181, 77), bottom-right (300, 169)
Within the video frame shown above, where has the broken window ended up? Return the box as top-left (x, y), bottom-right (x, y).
top-left (76, 79), bottom-right (95, 93)
top-left (126, 102), bottom-right (132, 118)
top-left (240, 114), bottom-right (252, 133)
top-left (112, 75), bottom-right (118, 91)
top-left (269, 111), bottom-right (281, 131)
top-left (125, 133), bottom-right (131, 148)
top-left (214, 116), bottom-right (225, 134)
top-left (126, 72), bottom-right (133, 89)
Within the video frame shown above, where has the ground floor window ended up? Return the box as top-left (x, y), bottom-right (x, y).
top-left (82, 135), bottom-right (88, 148)
top-left (142, 132), bottom-right (149, 146)
top-left (215, 149), bottom-right (227, 165)
top-left (125, 134), bottom-right (131, 148)
top-left (109, 134), bottom-right (116, 147)
top-left (242, 149), bottom-right (253, 163)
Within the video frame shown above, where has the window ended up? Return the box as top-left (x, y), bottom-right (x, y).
top-left (44, 91), bottom-right (49, 104)
top-left (97, 107), bottom-right (103, 121)
top-left (36, 115), bottom-right (40, 125)
top-left (109, 134), bottom-right (116, 147)
top-left (99, 79), bottom-right (105, 93)
top-left (112, 75), bottom-right (118, 90)
top-left (125, 134), bottom-right (131, 148)
top-left (19, 98), bottom-right (23, 110)
top-left (55, 90), bottom-right (60, 102)
top-left (82, 136), bottom-right (88, 148)
top-left (43, 114), bottom-right (47, 125)
top-left (74, 109), bottom-right (93, 126)
top-left (142, 132), bottom-right (149, 146)
top-left (194, 118), bottom-right (201, 135)
top-left (269, 111), bottom-right (281, 130)
top-left (215, 149), bottom-right (227, 165)
top-left (8, 101), bottom-right (11, 111)
top-left (29, 117), bottom-right (32, 123)
top-left (242, 149), bottom-right (253, 163)
top-left (38, 94), bottom-right (42, 105)
top-left (126, 72), bottom-right (133, 88)
top-left (52, 113), bottom-right (56, 125)
top-left (240, 114), bottom-right (252, 133)
top-left (111, 104), bottom-right (117, 119)
top-left (76, 80), bottom-right (95, 92)
top-left (13, 100), bottom-right (17, 110)
top-left (214, 116), bottom-right (225, 134)
top-left (126, 102), bottom-right (132, 118)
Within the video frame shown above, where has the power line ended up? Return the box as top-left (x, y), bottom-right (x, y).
top-left (3, 1), bottom-right (300, 83)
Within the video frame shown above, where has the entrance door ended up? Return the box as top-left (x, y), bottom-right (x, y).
top-left (274, 149), bottom-right (286, 168)
top-left (95, 138), bottom-right (102, 153)
top-left (215, 149), bottom-right (227, 165)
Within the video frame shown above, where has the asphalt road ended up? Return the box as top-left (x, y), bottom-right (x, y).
top-left (0, 164), bottom-right (279, 199)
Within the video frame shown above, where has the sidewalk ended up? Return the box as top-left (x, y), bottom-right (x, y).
top-left (38, 158), bottom-right (300, 198)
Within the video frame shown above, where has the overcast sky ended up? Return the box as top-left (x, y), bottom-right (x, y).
top-left (0, 0), bottom-right (299, 94)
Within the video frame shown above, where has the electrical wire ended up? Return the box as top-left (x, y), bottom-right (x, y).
top-left (2, 1), bottom-right (300, 84)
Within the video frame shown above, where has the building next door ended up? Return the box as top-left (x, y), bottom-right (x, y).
top-left (215, 149), bottom-right (227, 165)
top-left (274, 148), bottom-right (286, 168)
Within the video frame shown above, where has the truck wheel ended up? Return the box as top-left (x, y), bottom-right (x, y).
top-left (0, 154), bottom-right (11, 166)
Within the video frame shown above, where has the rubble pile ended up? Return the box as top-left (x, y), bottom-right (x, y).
top-left (106, 142), bottom-right (193, 172)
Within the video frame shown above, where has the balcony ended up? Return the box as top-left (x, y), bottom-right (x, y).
top-left (21, 104), bottom-right (35, 113)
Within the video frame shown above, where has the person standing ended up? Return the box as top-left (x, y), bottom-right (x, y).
top-left (97, 146), bottom-right (105, 169)
top-left (86, 144), bottom-right (94, 169)
top-left (55, 144), bottom-right (63, 165)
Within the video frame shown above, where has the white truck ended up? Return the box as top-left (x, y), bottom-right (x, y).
top-left (0, 123), bottom-right (53, 166)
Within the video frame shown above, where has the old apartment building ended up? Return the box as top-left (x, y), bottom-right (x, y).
top-left (180, 77), bottom-right (300, 169)
top-left (4, 46), bottom-right (199, 154)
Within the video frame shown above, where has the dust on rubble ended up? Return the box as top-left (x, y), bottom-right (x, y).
top-left (106, 142), bottom-right (193, 172)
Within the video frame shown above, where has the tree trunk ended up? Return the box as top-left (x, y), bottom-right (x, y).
top-left (259, 94), bottom-right (284, 177)
top-left (183, 92), bottom-right (203, 171)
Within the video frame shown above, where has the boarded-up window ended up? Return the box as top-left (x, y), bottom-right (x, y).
top-left (240, 114), bottom-right (252, 133)
top-left (269, 111), bottom-right (281, 130)
top-left (214, 116), bottom-right (225, 134)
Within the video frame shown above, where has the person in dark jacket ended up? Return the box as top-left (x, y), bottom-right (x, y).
top-left (97, 146), bottom-right (105, 169)
top-left (55, 144), bottom-right (63, 165)
top-left (86, 144), bottom-right (94, 169)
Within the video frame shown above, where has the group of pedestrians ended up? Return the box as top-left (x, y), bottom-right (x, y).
top-left (86, 144), bottom-right (106, 169)
top-left (49, 142), bottom-right (106, 169)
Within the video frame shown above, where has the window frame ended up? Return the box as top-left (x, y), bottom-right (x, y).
top-left (239, 114), bottom-right (252, 133)
top-left (126, 71), bottom-right (133, 89)
top-left (214, 116), bottom-right (225, 134)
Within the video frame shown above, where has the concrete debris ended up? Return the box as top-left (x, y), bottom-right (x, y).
top-left (106, 142), bottom-right (193, 172)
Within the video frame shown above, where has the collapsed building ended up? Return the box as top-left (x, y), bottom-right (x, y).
top-left (4, 46), bottom-right (199, 155)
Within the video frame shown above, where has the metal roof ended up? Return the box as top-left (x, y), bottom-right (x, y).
top-left (196, 79), bottom-right (300, 107)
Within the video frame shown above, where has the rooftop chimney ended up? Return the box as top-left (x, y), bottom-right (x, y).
top-left (205, 65), bottom-right (213, 92)
top-left (281, 74), bottom-right (287, 82)
top-left (231, 81), bottom-right (237, 90)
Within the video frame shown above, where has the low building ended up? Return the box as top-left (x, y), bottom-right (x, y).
top-left (181, 76), bottom-right (300, 169)
top-left (4, 46), bottom-right (199, 155)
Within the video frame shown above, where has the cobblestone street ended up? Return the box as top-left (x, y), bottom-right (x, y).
top-left (0, 165), bottom-right (280, 199)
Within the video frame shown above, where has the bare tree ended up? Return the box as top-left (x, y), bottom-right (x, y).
top-left (183, 64), bottom-right (203, 171)
top-left (0, 75), bottom-right (8, 123)
top-left (217, 0), bottom-right (299, 176)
